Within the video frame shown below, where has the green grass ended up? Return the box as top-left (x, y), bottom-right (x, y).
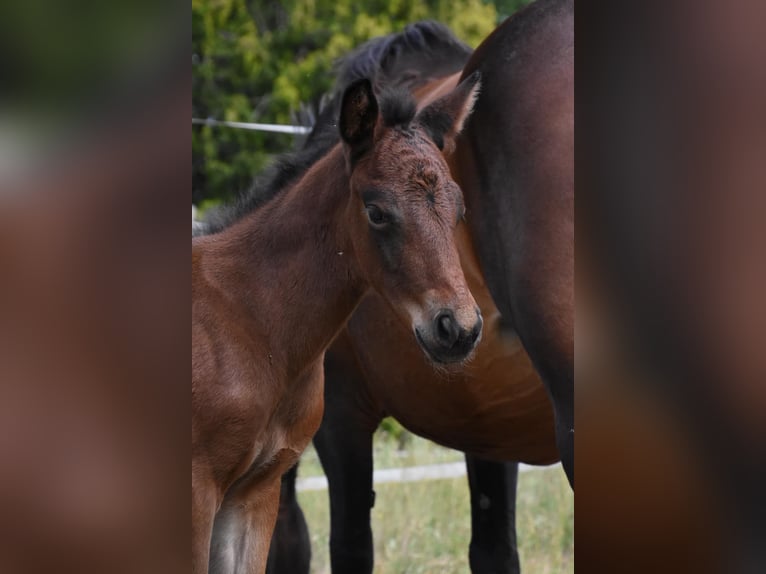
top-left (298, 433), bottom-right (573, 573)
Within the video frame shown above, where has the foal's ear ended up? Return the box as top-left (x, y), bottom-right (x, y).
top-left (417, 71), bottom-right (481, 154)
top-left (339, 78), bottom-right (379, 164)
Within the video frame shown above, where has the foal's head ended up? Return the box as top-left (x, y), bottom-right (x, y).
top-left (338, 74), bottom-right (482, 364)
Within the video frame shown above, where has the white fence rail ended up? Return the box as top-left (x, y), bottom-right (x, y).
top-left (296, 461), bottom-right (561, 492)
top-left (192, 118), bottom-right (311, 135)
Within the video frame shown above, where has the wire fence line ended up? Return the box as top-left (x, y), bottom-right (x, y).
top-left (192, 117), bottom-right (312, 135)
top-left (191, 119), bottom-right (313, 220)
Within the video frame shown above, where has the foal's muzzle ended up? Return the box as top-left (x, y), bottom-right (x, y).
top-left (415, 307), bottom-right (483, 364)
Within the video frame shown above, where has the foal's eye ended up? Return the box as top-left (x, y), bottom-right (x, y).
top-left (365, 205), bottom-right (390, 227)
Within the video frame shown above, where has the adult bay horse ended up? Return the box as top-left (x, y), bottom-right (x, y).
top-left (453, 0), bottom-right (574, 488)
top-left (268, 4), bottom-right (573, 572)
top-left (192, 74), bottom-right (484, 573)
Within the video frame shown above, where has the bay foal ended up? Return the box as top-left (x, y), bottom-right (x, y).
top-left (192, 76), bottom-right (482, 574)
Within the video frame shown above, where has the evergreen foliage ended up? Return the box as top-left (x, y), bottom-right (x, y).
top-left (192, 0), bottom-right (531, 204)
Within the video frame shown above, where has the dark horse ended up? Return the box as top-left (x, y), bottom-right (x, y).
top-left (267, 2), bottom-right (573, 572)
top-left (192, 70), bottom-right (483, 573)
top-left (455, 0), bottom-right (574, 486)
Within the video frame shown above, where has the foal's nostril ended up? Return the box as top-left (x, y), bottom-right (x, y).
top-left (435, 311), bottom-right (459, 347)
top-left (419, 308), bottom-right (482, 362)
top-left (469, 313), bottom-right (484, 344)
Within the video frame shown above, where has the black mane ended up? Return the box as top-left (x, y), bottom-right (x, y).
top-left (379, 87), bottom-right (418, 127)
top-left (197, 103), bottom-right (338, 235)
top-left (334, 20), bottom-right (472, 94)
top-left (197, 21), bottom-right (472, 236)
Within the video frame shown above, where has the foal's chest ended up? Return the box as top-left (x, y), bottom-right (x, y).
top-left (250, 360), bottom-right (326, 480)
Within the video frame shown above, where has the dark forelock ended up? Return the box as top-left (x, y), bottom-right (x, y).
top-left (378, 87), bottom-right (417, 127)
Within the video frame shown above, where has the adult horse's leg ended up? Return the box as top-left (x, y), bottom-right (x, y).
top-left (265, 464), bottom-right (311, 574)
top-left (465, 454), bottom-right (520, 574)
top-left (314, 417), bottom-right (376, 574)
top-left (313, 333), bottom-right (381, 574)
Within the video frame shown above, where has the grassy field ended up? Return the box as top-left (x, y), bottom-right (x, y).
top-left (297, 432), bottom-right (573, 573)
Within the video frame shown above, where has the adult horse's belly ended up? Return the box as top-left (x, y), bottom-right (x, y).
top-left (346, 224), bottom-right (558, 465)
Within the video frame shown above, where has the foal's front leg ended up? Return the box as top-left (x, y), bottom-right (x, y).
top-left (209, 477), bottom-right (281, 574)
top-left (265, 463), bottom-right (311, 574)
top-left (192, 467), bottom-right (221, 574)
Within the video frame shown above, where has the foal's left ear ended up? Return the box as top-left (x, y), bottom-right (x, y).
top-left (339, 78), bottom-right (379, 165)
top-left (417, 71), bottom-right (481, 154)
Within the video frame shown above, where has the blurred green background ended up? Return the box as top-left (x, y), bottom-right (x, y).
top-left (191, 0), bottom-right (532, 207)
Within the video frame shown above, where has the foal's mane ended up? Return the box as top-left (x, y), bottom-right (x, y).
top-left (198, 21), bottom-right (472, 235)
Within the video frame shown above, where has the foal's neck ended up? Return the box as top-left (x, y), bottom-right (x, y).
top-left (217, 145), bottom-right (365, 378)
